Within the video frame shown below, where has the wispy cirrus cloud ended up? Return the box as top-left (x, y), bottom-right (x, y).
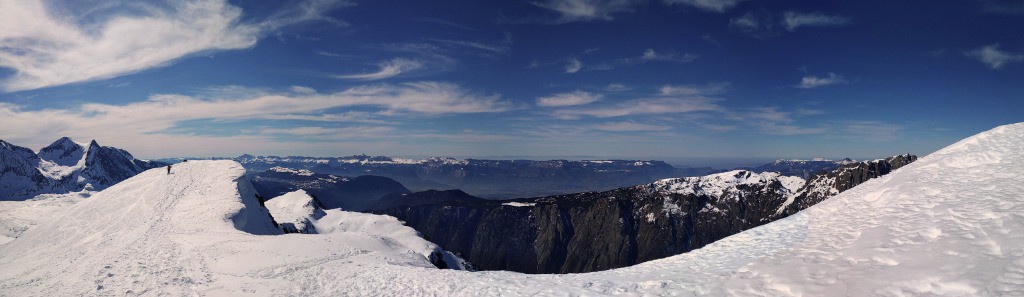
top-left (660, 82), bottom-right (729, 96)
top-left (255, 126), bottom-right (396, 137)
top-left (550, 82), bottom-right (727, 118)
top-left (593, 121), bottom-right (670, 131)
top-left (0, 0), bottom-right (350, 92)
top-left (537, 91), bottom-right (602, 107)
top-left (782, 11), bottom-right (852, 31)
top-left (335, 58), bottom-right (425, 80)
top-left (728, 10), bottom-right (780, 39)
top-left (965, 44), bottom-right (1024, 69)
top-left (534, 0), bottom-right (641, 22)
top-left (582, 49), bottom-right (698, 71)
top-left (553, 96), bottom-right (722, 118)
top-left (605, 83), bottom-right (632, 91)
top-left (835, 121), bottom-right (904, 142)
top-left (640, 49), bottom-right (699, 62)
top-left (745, 107), bottom-right (827, 135)
top-left (432, 38), bottom-right (512, 56)
top-left (798, 72), bottom-right (848, 89)
top-left (731, 10), bottom-right (850, 38)
top-left (662, 0), bottom-right (749, 12)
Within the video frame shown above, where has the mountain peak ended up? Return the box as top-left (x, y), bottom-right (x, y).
top-left (53, 136), bottom-right (75, 144)
top-left (39, 137), bottom-right (87, 167)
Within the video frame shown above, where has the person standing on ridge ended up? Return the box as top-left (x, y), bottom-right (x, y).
top-left (167, 165), bottom-right (171, 175)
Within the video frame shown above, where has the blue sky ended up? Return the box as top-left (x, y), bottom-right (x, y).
top-left (0, 0), bottom-right (1021, 162)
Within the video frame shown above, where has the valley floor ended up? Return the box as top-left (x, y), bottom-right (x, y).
top-left (0, 123), bottom-right (1022, 296)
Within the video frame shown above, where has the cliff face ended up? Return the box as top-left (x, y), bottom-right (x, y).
top-left (373, 155), bottom-right (917, 274)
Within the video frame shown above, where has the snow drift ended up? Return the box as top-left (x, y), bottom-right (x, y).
top-left (1, 122), bottom-right (1022, 296)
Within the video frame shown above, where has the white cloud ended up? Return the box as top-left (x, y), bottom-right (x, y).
top-left (290, 86), bottom-right (317, 94)
top-left (260, 111), bottom-right (390, 124)
top-left (798, 72), bottom-right (848, 89)
top-left (537, 91), bottom-right (602, 107)
top-left (836, 121), bottom-right (903, 142)
top-left (640, 49), bottom-right (698, 62)
top-left (335, 58), bottom-right (424, 80)
top-left (729, 12), bottom-right (761, 30)
top-left (0, 82), bottom-right (507, 155)
top-left (593, 122), bottom-right (670, 131)
top-left (605, 83), bottom-right (631, 91)
top-left (660, 82), bottom-right (729, 96)
top-left (432, 38), bottom-right (512, 56)
top-left (662, 0), bottom-right (748, 12)
top-left (256, 126), bottom-right (395, 137)
top-left (534, 0), bottom-right (640, 22)
top-left (565, 58), bottom-right (584, 73)
top-left (745, 107), bottom-right (827, 135)
top-left (965, 44), bottom-right (1024, 70)
top-left (782, 11), bottom-right (852, 31)
top-left (554, 97), bottom-right (722, 118)
top-left (0, 0), bottom-right (349, 92)
top-left (728, 10), bottom-right (779, 38)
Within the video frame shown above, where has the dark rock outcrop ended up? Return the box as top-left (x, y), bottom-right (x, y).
top-left (372, 155), bottom-right (917, 274)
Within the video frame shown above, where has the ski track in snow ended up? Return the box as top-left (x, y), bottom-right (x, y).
top-left (0, 123), bottom-right (1022, 296)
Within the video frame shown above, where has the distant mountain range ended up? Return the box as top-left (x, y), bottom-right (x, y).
top-left (740, 158), bottom-right (857, 179)
top-left (370, 154), bottom-right (917, 274)
top-left (0, 137), bottom-right (166, 200)
top-left (249, 166), bottom-right (410, 211)
top-left (219, 154), bottom-right (865, 199)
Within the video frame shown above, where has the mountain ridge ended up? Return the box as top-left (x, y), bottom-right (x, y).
top-left (0, 137), bottom-right (166, 200)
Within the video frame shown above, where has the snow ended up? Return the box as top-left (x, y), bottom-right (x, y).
top-left (653, 170), bottom-right (803, 198)
top-left (0, 192), bottom-right (89, 242)
top-left (774, 175), bottom-right (808, 214)
top-left (267, 166), bottom-right (315, 176)
top-left (264, 190), bottom-right (325, 233)
top-left (501, 202), bottom-right (536, 207)
top-left (1, 123), bottom-right (1022, 296)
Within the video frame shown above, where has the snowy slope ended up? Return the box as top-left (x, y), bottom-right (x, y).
top-left (0, 123), bottom-right (1022, 296)
top-left (0, 161), bottom-right (450, 296)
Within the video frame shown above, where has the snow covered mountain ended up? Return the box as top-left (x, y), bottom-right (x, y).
top-left (36, 137), bottom-right (85, 167)
top-left (0, 137), bottom-right (166, 200)
top-left (373, 155), bottom-right (915, 274)
top-left (250, 167), bottom-right (410, 211)
top-left (0, 140), bottom-right (64, 200)
top-left (0, 123), bottom-right (1020, 295)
